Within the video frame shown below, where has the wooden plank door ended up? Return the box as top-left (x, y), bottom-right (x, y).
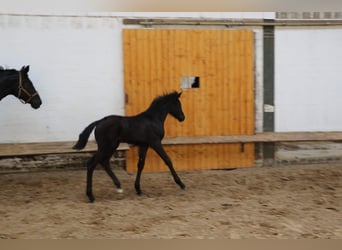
top-left (123, 29), bottom-right (255, 173)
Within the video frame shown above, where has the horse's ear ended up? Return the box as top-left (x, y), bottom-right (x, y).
top-left (21, 65), bottom-right (30, 73)
top-left (177, 91), bottom-right (182, 98)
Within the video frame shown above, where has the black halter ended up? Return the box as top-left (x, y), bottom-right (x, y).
top-left (17, 71), bottom-right (38, 104)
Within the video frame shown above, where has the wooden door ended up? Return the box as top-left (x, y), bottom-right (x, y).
top-left (123, 29), bottom-right (255, 172)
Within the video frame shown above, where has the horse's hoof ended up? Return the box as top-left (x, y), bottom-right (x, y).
top-left (88, 197), bottom-right (96, 203)
top-left (117, 188), bottom-right (124, 193)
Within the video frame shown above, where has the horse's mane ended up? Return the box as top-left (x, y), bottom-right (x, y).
top-left (0, 67), bottom-right (17, 73)
top-left (0, 69), bottom-right (17, 81)
top-left (143, 91), bottom-right (180, 115)
top-left (151, 91), bottom-right (179, 105)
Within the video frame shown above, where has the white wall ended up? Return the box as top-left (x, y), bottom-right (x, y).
top-left (0, 14), bottom-right (125, 143)
top-left (0, 0), bottom-right (299, 13)
top-left (0, 0), bottom-right (122, 13)
top-left (275, 27), bottom-right (342, 132)
top-left (0, 12), bottom-right (271, 143)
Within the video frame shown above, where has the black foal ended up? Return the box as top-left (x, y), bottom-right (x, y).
top-left (73, 91), bottom-right (186, 202)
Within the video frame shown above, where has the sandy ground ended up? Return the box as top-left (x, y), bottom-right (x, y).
top-left (0, 163), bottom-right (341, 239)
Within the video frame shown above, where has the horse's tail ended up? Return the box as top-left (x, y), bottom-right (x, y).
top-left (72, 119), bottom-right (101, 150)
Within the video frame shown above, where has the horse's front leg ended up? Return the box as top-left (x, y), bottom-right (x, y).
top-left (152, 143), bottom-right (186, 190)
top-left (135, 145), bottom-right (148, 195)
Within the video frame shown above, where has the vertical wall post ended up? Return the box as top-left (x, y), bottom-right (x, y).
top-left (263, 19), bottom-right (275, 165)
top-left (263, 19), bottom-right (275, 132)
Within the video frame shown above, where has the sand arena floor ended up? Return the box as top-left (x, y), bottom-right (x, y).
top-left (0, 163), bottom-right (341, 239)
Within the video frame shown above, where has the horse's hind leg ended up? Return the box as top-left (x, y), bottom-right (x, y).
top-left (98, 142), bottom-right (123, 194)
top-left (86, 155), bottom-right (97, 203)
top-left (100, 158), bottom-right (122, 193)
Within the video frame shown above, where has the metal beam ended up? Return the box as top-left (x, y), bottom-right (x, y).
top-left (123, 18), bottom-right (342, 27)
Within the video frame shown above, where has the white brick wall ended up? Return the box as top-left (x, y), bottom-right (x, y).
top-left (275, 27), bottom-right (342, 131)
top-left (0, 14), bottom-right (125, 143)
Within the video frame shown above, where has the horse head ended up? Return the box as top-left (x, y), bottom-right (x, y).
top-left (18, 65), bottom-right (42, 109)
top-left (168, 91), bottom-right (185, 122)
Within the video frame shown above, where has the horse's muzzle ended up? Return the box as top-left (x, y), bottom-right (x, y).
top-left (178, 115), bottom-right (185, 122)
top-left (30, 97), bottom-right (42, 109)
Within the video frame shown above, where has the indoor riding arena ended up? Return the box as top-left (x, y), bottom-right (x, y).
top-left (0, 10), bottom-right (341, 239)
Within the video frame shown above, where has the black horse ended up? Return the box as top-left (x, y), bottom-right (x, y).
top-left (0, 66), bottom-right (42, 109)
top-left (73, 91), bottom-right (186, 202)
